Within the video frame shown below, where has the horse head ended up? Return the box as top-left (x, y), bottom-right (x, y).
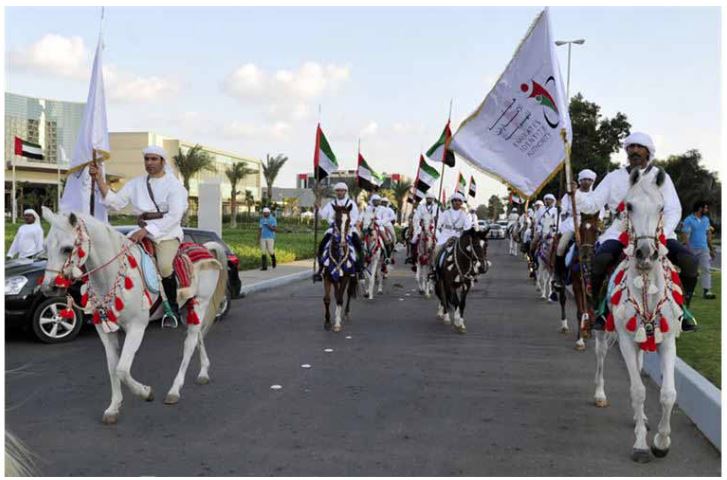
top-left (462, 227), bottom-right (489, 274)
top-left (625, 166), bottom-right (666, 271)
top-left (333, 205), bottom-right (352, 237)
top-left (40, 206), bottom-right (89, 294)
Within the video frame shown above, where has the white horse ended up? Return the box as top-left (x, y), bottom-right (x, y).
top-left (507, 219), bottom-right (520, 256)
top-left (415, 211), bottom-right (436, 297)
top-left (360, 208), bottom-right (385, 299)
top-left (535, 212), bottom-right (557, 301)
top-left (40, 208), bottom-right (228, 424)
top-left (592, 166), bottom-right (681, 463)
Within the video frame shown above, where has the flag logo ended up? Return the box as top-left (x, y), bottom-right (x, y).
top-left (520, 77), bottom-right (559, 128)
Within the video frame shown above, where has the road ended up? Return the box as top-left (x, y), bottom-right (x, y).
top-left (5, 240), bottom-right (720, 476)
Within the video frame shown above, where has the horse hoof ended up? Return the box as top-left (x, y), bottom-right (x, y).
top-left (443, 319), bottom-right (452, 326)
top-left (560, 327), bottom-right (569, 335)
top-left (455, 326), bottom-right (467, 335)
top-left (145, 387), bottom-right (155, 402)
top-left (164, 393), bottom-right (180, 405)
top-left (196, 375), bottom-right (210, 385)
top-left (333, 325), bottom-right (342, 333)
top-left (594, 398), bottom-right (608, 408)
top-left (575, 343), bottom-right (586, 351)
top-left (631, 449), bottom-right (651, 463)
top-left (102, 412), bottom-right (119, 425)
top-left (651, 445), bottom-right (669, 458)
top-left (324, 322), bottom-right (332, 331)
top-left (418, 289), bottom-right (424, 295)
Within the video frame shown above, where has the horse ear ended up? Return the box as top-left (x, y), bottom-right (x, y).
top-left (41, 206), bottom-right (56, 224)
top-left (629, 168), bottom-right (641, 186)
top-left (655, 167), bottom-right (665, 187)
top-left (68, 212), bottom-right (78, 227)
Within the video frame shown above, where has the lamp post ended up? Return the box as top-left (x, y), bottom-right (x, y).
top-left (554, 39), bottom-right (585, 100)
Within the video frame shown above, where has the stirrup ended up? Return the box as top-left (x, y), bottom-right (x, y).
top-left (680, 306), bottom-right (698, 332)
top-left (161, 301), bottom-right (179, 329)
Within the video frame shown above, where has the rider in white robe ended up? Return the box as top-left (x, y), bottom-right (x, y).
top-left (434, 193), bottom-right (473, 263)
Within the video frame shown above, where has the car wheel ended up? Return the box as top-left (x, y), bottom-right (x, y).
top-left (31, 297), bottom-right (84, 344)
top-left (216, 287), bottom-right (232, 320)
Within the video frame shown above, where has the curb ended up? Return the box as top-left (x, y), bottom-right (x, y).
top-left (642, 352), bottom-right (722, 451)
top-left (239, 270), bottom-right (311, 297)
top-left (564, 285), bottom-right (721, 451)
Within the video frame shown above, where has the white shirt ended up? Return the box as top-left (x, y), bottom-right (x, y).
top-left (558, 190), bottom-right (604, 234)
top-left (536, 205), bottom-right (558, 234)
top-left (7, 223), bottom-right (44, 258)
top-left (437, 208), bottom-right (473, 245)
top-left (376, 205), bottom-right (396, 226)
top-left (414, 201), bottom-right (439, 222)
top-left (576, 166), bottom-right (681, 242)
top-left (506, 212), bottom-right (519, 228)
top-left (469, 212), bottom-right (480, 230)
top-left (103, 173), bottom-right (188, 242)
top-left (319, 197), bottom-right (360, 227)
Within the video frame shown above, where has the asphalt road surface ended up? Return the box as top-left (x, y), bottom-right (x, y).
top-left (5, 240), bottom-right (720, 476)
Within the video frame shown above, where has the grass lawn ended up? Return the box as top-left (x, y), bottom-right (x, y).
top-left (677, 271), bottom-right (721, 388)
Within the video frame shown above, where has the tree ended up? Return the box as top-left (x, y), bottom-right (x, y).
top-left (655, 149), bottom-right (721, 223)
top-left (391, 179), bottom-right (413, 223)
top-left (173, 145), bottom-right (216, 225)
top-left (244, 190), bottom-right (255, 216)
top-left (344, 178), bottom-right (362, 206)
top-left (225, 161), bottom-right (256, 228)
top-left (540, 93), bottom-right (631, 198)
top-left (476, 204), bottom-right (489, 219)
top-left (487, 194), bottom-right (504, 220)
top-left (261, 153), bottom-right (289, 204)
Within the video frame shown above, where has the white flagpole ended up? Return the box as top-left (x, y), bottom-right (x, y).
top-left (12, 153), bottom-right (17, 224)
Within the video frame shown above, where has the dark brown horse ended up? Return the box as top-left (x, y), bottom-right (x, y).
top-left (321, 205), bottom-right (358, 332)
top-left (555, 212), bottom-right (601, 350)
top-left (433, 228), bottom-right (490, 334)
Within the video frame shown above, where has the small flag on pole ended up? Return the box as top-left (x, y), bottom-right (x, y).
top-left (455, 172), bottom-right (467, 196)
top-left (313, 124), bottom-right (338, 181)
top-left (14, 137), bottom-right (44, 160)
top-left (426, 121), bottom-right (455, 167)
top-left (356, 153), bottom-right (382, 191)
top-left (468, 176), bottom-right (477, 197)
top-left (415, 155), bottom-right (440, 193)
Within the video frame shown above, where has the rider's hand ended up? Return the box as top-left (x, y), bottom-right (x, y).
top-left (129, 228), bottom-right (149, 243)
top-left (88, 162), bottom-right (101, 181)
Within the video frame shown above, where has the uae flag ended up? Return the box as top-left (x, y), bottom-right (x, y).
top-left (407, 187), bottom-right (426, 204)
top-left (14, 137), bottom-right (44, 160)
top-left (416, 155), bottom-right (440, 192)
top-left (313, 124), bottom-right (338, 181)
top-left (426, 121), bottom-right (455, 167)
top-left (357, 153), bottom-right (382, 191)
top-left (455, 172), bottom-right (467, 196)
top-left (468, 176), bottom-right (477, 197)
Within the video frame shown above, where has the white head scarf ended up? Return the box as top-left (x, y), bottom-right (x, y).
top-left (623, 132), bottom-right (656, 161)
top-left (544, 193), bottom-right (556, 202)
top-left (333, 182), bottom-right (348, 191)
top-left (451, 192), bottom-right (465, 202)
top-left (23, 209), bottom-right (40, 224)
top-left (425, 191), bottom-right (436, 199)
top-left (370, 194), bottom-right (381, 203)
top-left (578, 169), bottom-right (597, 182)
top-left (143, 145), bottom-right (174, 174)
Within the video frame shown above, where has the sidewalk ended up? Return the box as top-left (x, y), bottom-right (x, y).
top-left (238, 258), bottom-right (313, 296)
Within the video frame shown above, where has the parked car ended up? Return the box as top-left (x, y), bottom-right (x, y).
top-left (487, 224), bottom-right (506, 239)
top-left (5, 227), bottom-right (242, 344)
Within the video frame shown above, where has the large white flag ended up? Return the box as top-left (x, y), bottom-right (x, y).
top-left (451, 8), bottom-right (571, 199)
top-left (60, 39), bottom-right (109, 221)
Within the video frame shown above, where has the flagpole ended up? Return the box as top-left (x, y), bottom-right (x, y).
top-left (434, 99), bottom-right (453, 232)
top-left (312, 120), bottom-right (321, 280)
top-left (12, 153), bottom-right (17, 224)
top-left (57, 151), bottom-right (61, 210)
top-left (90, 149), bottom-right (96, 216)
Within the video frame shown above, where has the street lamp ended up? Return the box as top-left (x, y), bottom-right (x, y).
top-left (555, 39), bottom-right (585, 100)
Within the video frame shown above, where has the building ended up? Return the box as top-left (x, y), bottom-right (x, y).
top-left (5, 92), bottom-right (85, 213)
top-left (109, 132), bottom-right (262, 216)
top-left (270, 187), bottom-right (316, 214)
top-left (296, 170), bottom-right (408, 189)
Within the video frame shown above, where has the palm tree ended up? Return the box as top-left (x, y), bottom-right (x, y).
top-left (225, 161), bottom-right (257, 228)
top-left (173, 145), bottom-right (216, 225)
top-left (261, 153), bottom-right (289, 204)
top-left (391, 179), bottom-right (413, 223)
top-left (244, 190), bottom-right (255, 217)
top-left (344, 178), bottom-right (363, 206)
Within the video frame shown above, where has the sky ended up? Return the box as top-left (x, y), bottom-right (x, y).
top-left (4, 6), bottom-right (722, 205)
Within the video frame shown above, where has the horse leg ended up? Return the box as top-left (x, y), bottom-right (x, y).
top-left (115, 325), bottom-right (154, 402)
top-left (323, 279), bottom-right (332, 330)
top-left (196, 334), bottom-right (211, 385)
top-left (416, 264), bottom-right (423, 294)
top-left (559, 284), bottom-right (569, 335)
top-left (165, 322), bottom-right (203, 405)
top-left (455, 285), bottom-right (469, 334)
top-left (96, 326), bottom-right (123, 424)
top-left (377, 253), bottom-right (384, 294)
top-left (333, 282), bottom-right (344, 332)
top-left (425, 264), bottom-right (432, 298)
top-left (617, 334), bottom-right (651, 462)
top-left (344, 283), bottom-right (353, 323)
top-left (593, 330), bottom-right (609, 407)
top-left (652, 338), bottom-right (677, 457)
top-left (368, 256), bottom-right (377, 299)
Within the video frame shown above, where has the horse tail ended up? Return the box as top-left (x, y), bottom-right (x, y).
top-left (5, 430), bottom-right (36, 476)
top-left (348, 274), bottom-right (359, 299)
top-left (201, 241), bottom-right (229, 337)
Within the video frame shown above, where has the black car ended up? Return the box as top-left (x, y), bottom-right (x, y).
top-left (5, 227), bottom-right (242, 344)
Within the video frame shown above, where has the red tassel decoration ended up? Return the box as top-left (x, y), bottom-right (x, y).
top-left (127, 255), bottom-right (138, 268)
top-left (672, 290), bottom-right (684, 306)
top-left (611, 289), bottom-right (622, 306)
top-left (659, 317), bottom-right (670, 333)
top-left (114, 296), bottom-right (124, 312)
top-left (670, 270), bottom-right (682, 286)
top-left (614, 269), bottom-right (626, 285)
top-left (60, 308), bottom-right (75, 319)
top-left (54, 275), bottom-right (71, 288)
top-left (618, 230), bottom-right (630, 247)
top-left (625, 316), bottom-right (637, 332)
top-left (124, 276), bottom-right (134, 290)
top-left (77, 247), bottom-right (86, 258)
top-left (640, 335), bottom-right (657, 352)
top-left (107, 309), bottom-right (117, 322)
top-left (606, 312), bottom-right (615, 332)
top-left (80, 292), bottom-right (89, 307)
top-left (617, 201), bottom-right (625, 213)
top-left (144, 290), bottom-right (152, 304)
top-left (658, 234), bottom-right (666, 246)
top-left (92, 310), bottom-right (101, 324)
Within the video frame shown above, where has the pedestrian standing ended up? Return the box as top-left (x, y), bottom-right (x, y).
top-left (258, 207), bottom-right (277, 270)
top-left (681, 200), bottom-right (717, 300)
top-left (7, 209), bottom-right (44, 259)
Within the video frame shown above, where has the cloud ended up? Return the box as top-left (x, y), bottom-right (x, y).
top-left (8, 33), bottom-right (180, 103)
top-left (223, 120), bottom-right (291, 140)
top-left (223, 61), bottom-right (351, 121)
top-left (360, 121), bottom-right (379, 137)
